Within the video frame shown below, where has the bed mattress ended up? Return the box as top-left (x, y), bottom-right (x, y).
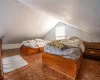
top-left (44, 45), bottom-right (82, 60)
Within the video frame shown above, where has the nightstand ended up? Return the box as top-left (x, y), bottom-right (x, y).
top-left (84, 42), bottom-right (100, 60)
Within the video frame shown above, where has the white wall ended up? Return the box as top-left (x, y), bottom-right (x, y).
top-left (2, 43), bottom-right (21, 50)
top-left (43, 22), bottom-right (100, 42)
top-left (43, 27), bottom-right (56, 41)
top-left (0, 0), bottom-right (59, 44)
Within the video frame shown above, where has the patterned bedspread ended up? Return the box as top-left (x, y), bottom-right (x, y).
top-left (44, 45), bottom-right (82, 60)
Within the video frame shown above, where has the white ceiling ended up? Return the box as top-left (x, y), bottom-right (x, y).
top-left (17, 0), bottom-right (100, 37)
top-left (1, 0), bottom-right (100, 44)
top-left (0, 0), bottom-right (59, 43)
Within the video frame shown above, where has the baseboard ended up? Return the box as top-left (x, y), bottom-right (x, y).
top-left (2, 43), bottom-right (21, 50)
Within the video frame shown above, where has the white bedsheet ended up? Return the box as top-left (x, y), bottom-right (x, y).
top-left (44, 45), bottom-right (82, 60)
top-left (21, 39), bottom-right (49, 48)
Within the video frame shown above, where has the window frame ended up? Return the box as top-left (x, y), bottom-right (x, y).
top-left (55, 25), bottom-right (65, 40)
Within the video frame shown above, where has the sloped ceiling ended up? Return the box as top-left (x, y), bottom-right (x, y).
top-left (17, 0), bottom-right (100, 37)
top-left (0, 0), bottom-right (59, 44)
top-left (1, 0), bottom-right (100, 44)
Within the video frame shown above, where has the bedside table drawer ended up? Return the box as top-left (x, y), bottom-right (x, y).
top-left (84, 42), bottom-right (100, 49)
top-left (84, 49), bottom-right (100, 57)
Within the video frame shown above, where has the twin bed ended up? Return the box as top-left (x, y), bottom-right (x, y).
top-left (20, 37), bottom-right (85, 79)
top-left (43, 52), bottom-right (83, 79)
top-left (20, 39), bottom-right (47, 54)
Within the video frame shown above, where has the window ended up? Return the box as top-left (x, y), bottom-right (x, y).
top-left (56, 25), bottom-right (65, 40)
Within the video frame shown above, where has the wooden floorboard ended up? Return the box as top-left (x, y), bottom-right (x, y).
top-left (2, 49), bottom-right (100, 80)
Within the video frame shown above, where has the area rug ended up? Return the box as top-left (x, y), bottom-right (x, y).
top-left (3, 55), bottom-right (28, 73)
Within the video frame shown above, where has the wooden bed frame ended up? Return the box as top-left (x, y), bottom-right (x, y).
top-left (42, 52), bottom-right (83, 80)
top-left (20, 45), bottom-right (44, 54)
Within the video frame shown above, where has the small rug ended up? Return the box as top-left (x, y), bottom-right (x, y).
top-left (3, 55), bottom-right (28, 73)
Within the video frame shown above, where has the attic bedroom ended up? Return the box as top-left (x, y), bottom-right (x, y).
top-left (0, 0), bottom-right (100, 80)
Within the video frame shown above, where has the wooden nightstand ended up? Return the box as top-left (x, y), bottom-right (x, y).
top-left (84, 42), bottom-right (100, 60)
